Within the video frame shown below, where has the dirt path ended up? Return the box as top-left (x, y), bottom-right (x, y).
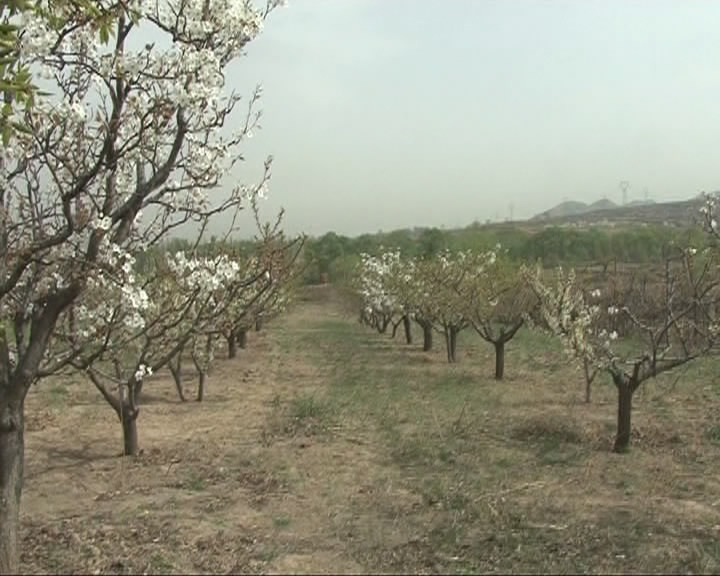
top-left (20, 287), bottom-right (378, 573)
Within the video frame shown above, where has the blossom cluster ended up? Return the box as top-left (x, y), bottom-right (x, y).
top-left (0, 1), bottom-right (288, 388)
top-left (355, 246), bottom-right (513, 334)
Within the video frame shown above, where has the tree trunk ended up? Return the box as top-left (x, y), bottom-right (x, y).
top-left (0, 401), bottom-right (24, 574)
top-left (227, 332), bottom-right (238, 359)
top-left (255, 316), bottom-right (264, 332)
top-left (494, 340), bottom-right (505, 380)
top-left (196, 372), bottom-right (206, 403)
top-left (121, 406), bottom-right (139, 457)
top-left (134, 379), bottom-right (144, 403)
top-left (445, 327), bottom-right (457, 363)
top-left (614, 379), bottom-right (634, 453)
top-left (422, 323), bottom-right (433, 351)
top-left (391, 320), bottom-right (401, 339)
top-left (238, 330), bottom-right (248, 350)
top-left (67, 305), bottom-right (76, 346)
top-left (378, 316), bottom-right (389, 334)
top-left (403, 315), bottom-right (412, 345)
top-left (583, 358), bottom-right (593, 404)
top-left (169, 359), bottom-right (185, 403)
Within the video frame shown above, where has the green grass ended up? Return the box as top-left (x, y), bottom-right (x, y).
top-left (148, 552), bottom-right (174, 573)
top-left (259, 294), bottom-right (720, 573)
top-left (707, 424), bottom-right (720, 446)
top-left (283, 392), bottom-right (336, 437)
top-left (184, 475), bottom-right (206, 492)
top-left (272, 514), bottom-right (291, 529)
top-left (47, 384), bottom-right (69, 406)
top-left (289, 393), bottom-right (332, 422)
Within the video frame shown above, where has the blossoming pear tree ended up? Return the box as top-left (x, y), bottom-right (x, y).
top-left (58, 250), bottom-right (250, 454)
top-left (460, 246), bottom-right (537, 380)
top-left (523, 245), bottom-right (720, 453)
top-left (405, 257), bottom-right (439, 351)
top-left (0, 0), bottom-right (114, 143)
top-left (424, 250), bottom-right (472, 363)
top-left (381, 252), bottom-right (418, 345)
top-left (356, 251), bottom-right (402, 335)
top-left (216, 225), bottom-right (304, 359)
top-left (0, 0), bottom-right (286, 570)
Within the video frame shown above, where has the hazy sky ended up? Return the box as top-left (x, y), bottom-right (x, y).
top-left (228, 0), bottom-right (720, 237)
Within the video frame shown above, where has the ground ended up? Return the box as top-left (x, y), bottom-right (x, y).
top-left (19, 285), bottom-right (720, 574)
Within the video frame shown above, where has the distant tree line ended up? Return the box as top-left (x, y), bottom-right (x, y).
top-left (301, 223), bottom-right (707, 285)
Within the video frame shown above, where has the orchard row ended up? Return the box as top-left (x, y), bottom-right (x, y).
top-left (354, 196), bottom-right (720, 453)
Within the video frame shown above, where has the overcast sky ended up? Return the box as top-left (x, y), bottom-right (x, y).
top-left (227, 0), bottom-right (720, 237)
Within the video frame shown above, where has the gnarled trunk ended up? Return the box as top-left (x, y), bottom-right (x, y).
top-left (403, 315), bottom-right (412, 345)
top-left (494, 340), bottom-right (505, 380)
top-left (100, 382), bottom-right (140, 457)
top-left (0, 399), bottom-right (24, 574)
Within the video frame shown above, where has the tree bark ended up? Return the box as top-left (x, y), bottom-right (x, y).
top-left (494, 340), bottom-right (505, 380)
top-left (403, 315), bottom-right (412, 345)
top-left (169, 358), bottom-right (185, 403)
top-left (227, 332), bottom-right (238, 359)
top-left (422, 323), bottom-right (433, 351)
top-left (614, 379), bottom-right (634, 453)
top-left (121, 405), bottom-right (139, 457)
top-left (134, 378), bottom-right (144, 402)
top-left (583, 358), bottom-right (594, 404)
top-left (67, 305), bottom-right (76, 346)
top-left (445, 327), bottom-right (458, 363)
top-left (450, 327), bottom-right (458, 363)
top-left (378, 316), bottom-right (389, 334)
top-left (238, 329), bottom-right (248, 350)
top-left (391, 320), bottom-right (401, 339)
top-left (0, 400), bottom-right (24, 574)
top-left (196, 372), bottom-right (206, 403)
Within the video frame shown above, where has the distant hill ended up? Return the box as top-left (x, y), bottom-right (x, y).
top-left (529, 195), bottom-right (705, 228)
top-left (588, 198), bottom-right (617, 211)
top-left (532, 198), bottom-right (618, 221)
top-left (533, 200), bottom-right (597, 220)
top-left (627, 199), bottom-right (656, 207)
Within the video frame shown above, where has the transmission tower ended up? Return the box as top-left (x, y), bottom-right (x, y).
top-left (619, 180), bottom-right (630, 205)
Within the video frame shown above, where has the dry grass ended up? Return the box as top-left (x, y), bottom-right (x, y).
top-left (18, 284), bottom-right (720, 574)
